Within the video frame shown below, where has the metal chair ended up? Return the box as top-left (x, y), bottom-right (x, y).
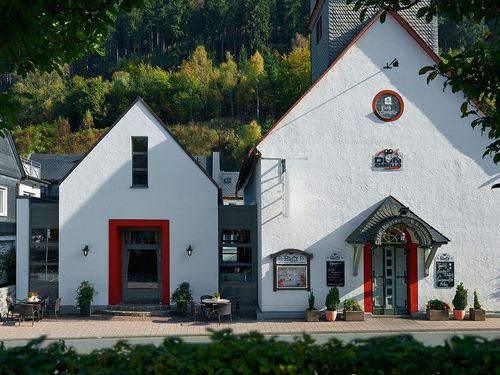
top-left (217, 303), bottom-right (232, 325)
top-left (40, 296), bottom-right (49, 319)
top-left (46, 298), bottom-right (61, 319)
top-left (17, 304), bottom-right (36, 326)
top-left (190, 300), bottom-right (203, 322)
top-left (200, 295), bottom-right (214, 319)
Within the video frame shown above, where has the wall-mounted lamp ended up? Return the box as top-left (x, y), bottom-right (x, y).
top-left (383, 58), bottom-right (399, 69)
top-left (399, 206), bottom-right (409, 216)
top-left (82, 245), bottom-right (90, 257)
top-left (186, 245), bottom-right (193, 257)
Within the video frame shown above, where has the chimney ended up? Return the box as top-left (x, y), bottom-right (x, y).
top-left (212, 151), bottom-right (220, 181)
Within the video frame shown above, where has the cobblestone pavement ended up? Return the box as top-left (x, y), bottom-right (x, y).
top-left (1, 315), bottom-right (499, 341)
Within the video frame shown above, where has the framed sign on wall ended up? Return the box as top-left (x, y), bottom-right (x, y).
top-left (435, 253), bottom-right (454, 288)
top-left (372, 90), bottom-right (404, 122)
top-left (271, 249), bottom-right (313, 291)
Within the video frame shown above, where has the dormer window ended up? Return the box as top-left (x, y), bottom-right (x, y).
top-left (224, 177), bottom-right (232, 183)
top-left (132, 137), bottom-right (148, 187)
top-left (316, 15), bottom-right (322, 45)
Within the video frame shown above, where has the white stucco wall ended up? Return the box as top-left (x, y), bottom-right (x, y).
top-left (254, 14), bottom-right (500, 313)
top-left (19, 183), bottom-right (41, 198)
top-left (59, 100), bottom-right (219, 307)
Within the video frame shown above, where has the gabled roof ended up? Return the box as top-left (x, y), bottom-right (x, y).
top-left (30, 154), bottom-right (82, 183)
top-left (219, 171), bottom-right (240, 198)
top-left (345, 196), bottom-right (450, 246)
top-left (60, 97), bottom-right (219, 189)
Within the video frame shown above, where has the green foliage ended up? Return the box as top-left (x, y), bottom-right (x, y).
top-left (0, 248), bottom-right (16, 285)
top-left (427, 299), bottom-right (451, 311)
top-left (343, 299), bottom-right (362, 311)
top-left (1, 332), bottom-right (498, 374)
top-left (452, 283), bottom-right (468, 310)
top-left (308, 289), bottom-right (316, 310)
top-left (75, 280), bottom-right (97, 310)
top-left (171, 282), bottom-right (193, 316)
top-left (325, 287), bottom-right (340, 311)
top-left (347, 0), bottom-right (500, 164)
top-left (473, 290), bottom-right (483, 310)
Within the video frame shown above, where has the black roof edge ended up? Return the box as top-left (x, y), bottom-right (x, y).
top-left (235, 149), bottom-right (261, 194)
top-left (6, 130), bottom-right (27, 180)
top-left (59, 97), bottom-right (219, 190)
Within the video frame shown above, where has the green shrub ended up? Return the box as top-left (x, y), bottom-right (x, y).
top-left (75, 280), bottom-right (97, 310)
top-left (171, 282), bottom-right (192, 316)
top-left (427, 299), bottom-right (450, 311)
top-left (325, 287), bottom-right (340, 311)
top-left (0, 332), bottom-right (498, 374)
top-left (343, 299), bottom-right (361, 311)
top-left (473, 290), bottom-right (482, 310)
top-left (307, 289), bottom-right (316, 310)
top-left (452, 283), bottom-right (468, 310)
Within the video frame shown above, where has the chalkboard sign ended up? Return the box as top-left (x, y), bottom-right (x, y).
top-left (327, 261), bottom-right (345, 287)
top-left (436, 261), bottom-right (454, 288)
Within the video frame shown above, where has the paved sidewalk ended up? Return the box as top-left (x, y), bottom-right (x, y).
top-left (1, 316), bottom-right (499, 341)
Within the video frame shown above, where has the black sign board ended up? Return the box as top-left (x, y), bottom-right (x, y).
top-left (436, 261), bottom-right (454, 288)
top-left (327, 261), bottom-right (345, 287)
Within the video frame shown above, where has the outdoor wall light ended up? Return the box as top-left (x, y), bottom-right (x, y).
top-left (186, 245), bottom-right (193, 257)
top-left (383, 58), bottom-right (399, 69)
top-left (82, 245), bottom-right (90, 257)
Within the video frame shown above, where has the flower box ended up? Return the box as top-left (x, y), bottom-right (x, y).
top-left (469, 308), bottom-right (485, 321)
top-left (306, 309), bottom-right (319, 322)
top-left (343, 310), bottom-right (364, 321)
top-left (426, 309), bottom-right (449, 321)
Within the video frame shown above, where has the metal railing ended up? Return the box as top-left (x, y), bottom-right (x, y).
top-left (20, 156), bottom-right (42, 179)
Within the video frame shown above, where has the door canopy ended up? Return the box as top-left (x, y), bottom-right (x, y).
top-left (346, 196), bottom-right (449, 248)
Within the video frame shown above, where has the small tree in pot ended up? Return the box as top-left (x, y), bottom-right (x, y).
top-left (171, 282), bottom-right (193, 316)
top-left (452, 283), bottom-right (468, 320)
top-left (305, 289), bottom-right (319, 322)
top-left (75, 280), bottom-right (97, 317)
top-left (470, 290), bottom-right (486, 321)
top-left (325, 287), bottom-right (340, 321)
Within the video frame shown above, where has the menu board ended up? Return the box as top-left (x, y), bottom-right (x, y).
top-left (326, 261), bottom-right (345, 287)
top-left (436, 261), bottom-right (454, 288)
top-left (276, 265), bottom-right (308, 289)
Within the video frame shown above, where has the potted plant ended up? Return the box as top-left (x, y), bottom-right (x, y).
top-left (305, 289), bottom-right (319, 322)
top-left (325, 287), bottom-right (340, 321)
top-left (75, 280), bottom-right (97, 317)
top-left (470, 290), bottom-right (486, 321)
top-left (214, 292), bottom-right (221, 302)
top-left (343, 299), bottom-right (364, 321)
top-left (171, 282), bottom-right (193, 316)
top-left (452, 283), bottom-right (468, 320)
top-left (426, 299), bottom-right (450, 320)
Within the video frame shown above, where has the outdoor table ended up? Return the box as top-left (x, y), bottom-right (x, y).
top-left (201, 299), bottom-right (230, 320)
top-left (20, 299), bottom-right (44, 321)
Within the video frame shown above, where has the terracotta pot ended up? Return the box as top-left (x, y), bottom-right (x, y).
top-left (325, 310), bottom-right (338, 321)
top-left (453, 309), bottom-right (465, 320)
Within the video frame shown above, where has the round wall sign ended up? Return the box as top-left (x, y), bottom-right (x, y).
top-left (372, 90), bottom-right (404, 122)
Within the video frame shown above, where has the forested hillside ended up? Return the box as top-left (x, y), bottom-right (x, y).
top-left (7, 0), bottom-right (490, 169)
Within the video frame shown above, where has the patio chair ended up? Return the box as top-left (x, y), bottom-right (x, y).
top-left (200, 295), bottom-right (214, 319)
top-left (17, 304), bottom-right (36, 326)
top-left (190, 300), bottom-right (203, 322)
top-left (46, 298), bottom-right (61, 319)
top-left (40, 296), bottom-right (49, 319)
top-left (217, 303), bottom-right (232, 325)
top-left (6, 297), bottom-right (18, 320)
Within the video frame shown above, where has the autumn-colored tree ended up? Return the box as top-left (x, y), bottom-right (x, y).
top-left (235, 119), bottom-right (262, 159)
top-left (218, 52), bottom-right (239, 119)
top-left (81, 110), bottom-right (94, 130)
top-left (169, 124), bottom-right (219, 156)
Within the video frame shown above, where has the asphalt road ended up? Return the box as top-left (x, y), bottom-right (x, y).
top-left (2, 330), bottom-right (499, 354)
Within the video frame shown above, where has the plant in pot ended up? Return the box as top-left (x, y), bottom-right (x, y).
top-left (343, 298), bottom-right (364, 321)
top-left (75, 280), bottom-right (97, 317)
top-left (325, 287), bottom-right (340, 321)
top-left (426, 299), bottom-right (450, 321)
top-left (305, 289), bottom-right (319, 322)
top-left (470, 290), bottom-right (486, 321)
top-left (171, 282), bottom-right (193, 316)
top-left (452, 283), bottom-right (468, 320)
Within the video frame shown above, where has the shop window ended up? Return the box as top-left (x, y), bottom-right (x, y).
top-left (29, 227), bottom-right (59, 298)
top-left (220, 229), bottom-right (253, 283)
top-left (271, 249), bottom-right (313, 291)
top-left (132, 137), bottom-right (148, 187)
top-left (0, 186), bottom-right (7, 216)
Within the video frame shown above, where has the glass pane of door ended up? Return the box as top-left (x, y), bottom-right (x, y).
top-left (127, 248), bottom-right (159, 301)
top-left (372, 247), bottom-right (384, 312)
top-left (394, 247), bottom-right (408, 314)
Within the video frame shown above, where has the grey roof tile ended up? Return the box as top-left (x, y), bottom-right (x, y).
top-left (219, 171), bottom-right (240, 197)
top-left (0, 134), bottom-right (22, 179)
top-left (30, 154), bottom-right (82, 182)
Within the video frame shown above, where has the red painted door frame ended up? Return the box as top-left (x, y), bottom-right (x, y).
top-left (363, 233), bottom-right (419, 314)
top-left (109, 219), bottom-right (170, 305)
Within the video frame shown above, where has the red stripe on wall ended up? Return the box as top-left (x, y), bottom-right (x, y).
top-left (108, 220), bottom-right (170, 305)
top-left (407, 242), bottom-right (418, 313)
top-left (363, 244), bottom-right (373, 313)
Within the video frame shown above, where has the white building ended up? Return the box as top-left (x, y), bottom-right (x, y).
top-left (237, 4), bottom-right (500, 317)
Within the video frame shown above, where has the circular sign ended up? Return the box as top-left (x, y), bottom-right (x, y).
top-left (372, 90), bottom-right (404, 122)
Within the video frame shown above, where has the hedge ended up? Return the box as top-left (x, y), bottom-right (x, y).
top-left (0, 330), bottom-right (498, 374)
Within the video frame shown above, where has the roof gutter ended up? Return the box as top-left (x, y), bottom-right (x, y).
top-left (307, 0), bottom-right (325, 31)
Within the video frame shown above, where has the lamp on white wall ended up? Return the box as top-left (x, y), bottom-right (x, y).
top-left (82, 245), bottom-right (90, 257)
top-left (186, 245), bottom-right (194, 257)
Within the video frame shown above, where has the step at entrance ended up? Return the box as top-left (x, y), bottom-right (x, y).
top-left (95, 304), bottom-right (171, 317)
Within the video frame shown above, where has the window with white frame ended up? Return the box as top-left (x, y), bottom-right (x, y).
top-left (0, 186), bottom-right (7, 216)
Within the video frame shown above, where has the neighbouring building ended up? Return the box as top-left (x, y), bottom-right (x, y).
top-left (237, 2), bottom-right (499, 317)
